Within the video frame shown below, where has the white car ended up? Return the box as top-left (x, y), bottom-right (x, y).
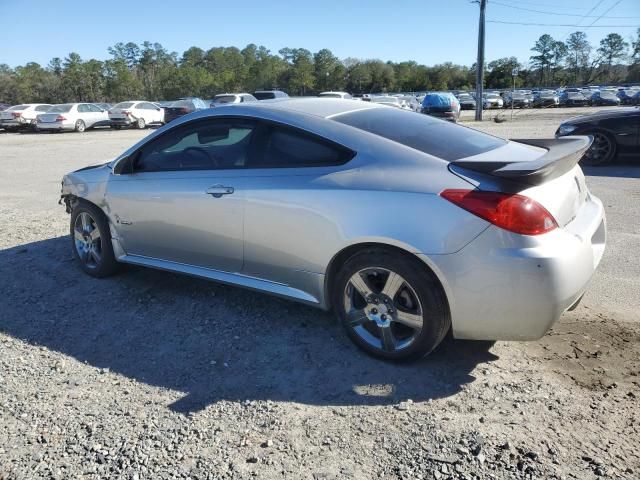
top-left (483, 93), bottom-right (504, 109)
top-left (318, 91), bottom-right (353, 99)
top-left (37, 103), bottom-right (110, 132)
top-left (210, 93), bottom-right (258, 107)
top-left (0, 104), bottom-right (51, 131)
top-left (108, 101), bottom-right (164, 129)
top-left (369, 96), bottom-right (403, 108)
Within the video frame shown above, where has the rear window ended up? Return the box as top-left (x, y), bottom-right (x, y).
top-left (333, 108), bottom-right (506, 161)
top-left (319, 93), bottom-right (342, 98)
top-left (49, 104), bottom-right (73, 113)
top-left (254, 92), bottom-right (276, 100)
top-left (8, 105), bottom-right (29, 110)
top-left (423, 94), bottom-right (452, 107)
top-left (213, 95), bottom-right (237, 104)
top-left (114, 102), bottom-right (135, 109)
top-left (169, 100), bottom-right (194, 108)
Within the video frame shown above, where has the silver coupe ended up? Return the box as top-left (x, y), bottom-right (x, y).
top-left (60, 99), bottom-right (606, 360)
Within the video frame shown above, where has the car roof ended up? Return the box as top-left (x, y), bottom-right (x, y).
top-left (243, 97), bottom-right (383, 118)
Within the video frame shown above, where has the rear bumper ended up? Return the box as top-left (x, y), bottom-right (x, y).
top-left (109, 117), bottom-right (134, 126)
top-left (37, 121), bottom-right (74, 131)
top-left (424, 193), bottom-right (606, 341)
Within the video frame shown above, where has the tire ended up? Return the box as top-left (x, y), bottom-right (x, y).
top-left (332, 248), bottom-right (450, 361)
top-left (74, 120), bottom-right (86, 132)
top-left (70, 202), bottom-right (120, 278)
top-left (136, 118), bottom-right (146, 129)
top-left (581, 131), bottom-right (616, 166)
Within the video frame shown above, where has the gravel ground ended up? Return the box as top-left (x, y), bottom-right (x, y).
top-left (1, 108), bottom-right (639, 480)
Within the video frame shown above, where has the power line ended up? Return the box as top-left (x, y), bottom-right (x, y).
top-left (490, 0), bottom-right (638, 18)
top-left (501, 0), bottom-right (595, 9)
top-left (487, 19), bottom-right (637, 27)
top-left (561, 0), bottom-right (606, 39)
top-left (586, 0), bottom-right (624, 26)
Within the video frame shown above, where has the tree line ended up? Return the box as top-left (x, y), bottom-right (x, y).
top-left (1, 30), bottom-right (638, 105)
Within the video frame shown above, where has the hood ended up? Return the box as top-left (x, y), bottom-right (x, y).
top-left (563, 107), bottom-right (638, 125)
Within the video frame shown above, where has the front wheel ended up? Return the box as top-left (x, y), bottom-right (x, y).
top-left (70, 202), bottom-right (120, 277)
top-left (581, 131), bottom-right (616, 166)
top-left (332, 249), bottom-right (450, 361)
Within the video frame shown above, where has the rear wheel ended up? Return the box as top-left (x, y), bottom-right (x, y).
top-left (74, 120), bottom-right (86, 132)
top-left (332, 249), bottom-right (450, 361)
top-left (136, 117), bottom-right (146, 129)
top-left (70, 202), bottom-right (120, 278)
top-left (581, 131), bottom-right (616, 166)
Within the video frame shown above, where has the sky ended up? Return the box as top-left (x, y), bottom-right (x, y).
top-left (1, 0), bottom-right (638, 68)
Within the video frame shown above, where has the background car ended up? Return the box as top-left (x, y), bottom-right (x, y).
top-left (210, 93), bottom-right (258, 106)
top-left (617, 89), bottom-right (639, 105)
top-left (60, 98), bottom-right (605, 361)
top-left (420, 92), bottom-right (460, 121)
top-left (589, 90), bottom-right (621, 106)
top-left (369, 95), bottom-right (403, 108)
top-left (559, 91), bottom-right (589, 107)
top-left (0, 103), bottom-right (51, 131)
top-left (556, 107), bottom-right (640, 165)
top-left (455, 93), bottom-right (476, 110)
top-left (532, 90), bottom-right (559, 108)
top-left (163, 98), bottom-right (208, 123)
top-left (318, 91), bottom-right (353, 99)
top-left (254, 90), bottom-right (289, 100)
top-left (109, 101), bottom-right (165, 129)
top-left (503, 91), bottom-right (531, 109)
top-left (0, 103), bottom-right (10, 111)
top-left (482, 93), bottom-right (503, 109)
top-left (36, 103), bottom-right (110, 132)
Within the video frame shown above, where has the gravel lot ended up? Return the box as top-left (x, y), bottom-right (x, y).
top-left (1, 107), bottom-right (639, 479)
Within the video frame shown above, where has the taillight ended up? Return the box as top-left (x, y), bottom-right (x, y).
top-left (122, 110), bottom-right (131, 116)
top-left (12, 112), bottom-right (22, 118)
top-left (440, 189), bottom-right (557, 236)
top-left (56, 115), bottom-right (66, 122)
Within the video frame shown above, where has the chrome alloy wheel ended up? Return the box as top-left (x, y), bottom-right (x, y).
top-left (343, 268), bottom-right (423, 353)
top-left (73, 212), bottom-right (102, 269)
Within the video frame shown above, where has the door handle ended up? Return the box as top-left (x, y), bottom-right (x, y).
top-left (205, 185), bottom-right (234, 198)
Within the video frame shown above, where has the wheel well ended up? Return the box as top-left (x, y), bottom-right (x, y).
top-left (324, 242), bottom-right (449, 312)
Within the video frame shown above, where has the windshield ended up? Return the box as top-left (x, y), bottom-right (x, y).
top-left (48, 104), bottom-right (73, 113)
top-left (213, 95), bottom-right (238, 104)
top-left (113, 102), bottom-right (135, 109)
top-left (333, 107), bottom-right (505, 161)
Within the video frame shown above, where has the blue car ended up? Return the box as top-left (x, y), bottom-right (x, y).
top-left (420, 92), bottom-right (461, 122)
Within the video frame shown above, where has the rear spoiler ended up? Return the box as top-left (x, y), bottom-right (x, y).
top-left (450, 136), bottom-right (592, 186)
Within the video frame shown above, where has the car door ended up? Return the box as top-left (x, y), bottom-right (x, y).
top-left (76, 104), bottom-right (90, 125)
top-left (236, 122), bottom-right (355, 285)
top-left (105, 117), bottom-right (257, 273)
top-left (603, 112), bottom-right (640, 155)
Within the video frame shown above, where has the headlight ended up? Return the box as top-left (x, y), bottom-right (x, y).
top-left (558, 124), bottom-right (577, 135)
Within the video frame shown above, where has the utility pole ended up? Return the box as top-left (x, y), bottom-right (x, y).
top-left (474, 0), bottom-right (487, 121)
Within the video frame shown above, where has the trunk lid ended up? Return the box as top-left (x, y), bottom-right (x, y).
top-left (449, 136), bottom-right (591, 228)
top-left (38, 113), bottom-right (62, 123)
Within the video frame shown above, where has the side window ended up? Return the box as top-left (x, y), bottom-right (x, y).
top-left (88, 104), bottom-right (102, 112)
top-left (133, 119), bottom-right (256, 173)
top-left (249, 125), bottom-right (353, 168)
top-left (78, 104), bottom-right (89, 113)
top-left (35, 105), bottom-right (50, 112)
top-left (140, 103), bottom-right (153, 110)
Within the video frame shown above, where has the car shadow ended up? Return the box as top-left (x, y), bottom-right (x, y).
top-left (0, 236), bottom-right (497, 414)
top-left (583, 161), bottom-right (640, 179)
